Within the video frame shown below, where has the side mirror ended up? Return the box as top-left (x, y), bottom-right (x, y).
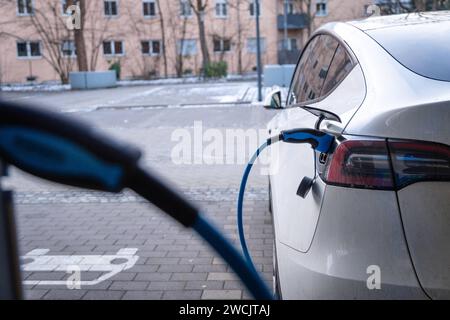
top-left (263, 88), bottom-right (283, 109)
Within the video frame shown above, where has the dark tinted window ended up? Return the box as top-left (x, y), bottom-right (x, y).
top-left (17, 42), bottom-right (27, 57)
top-left (367, 21), bottom-right (450, 82)
top-left (223, 39), bottom-right (231, 51)
top-left (103, 42), bottom-right (112, 55)
top-left (29, 42), bottom-right (41, 56)
top-left (213, 39), bottom-right (221, 52)
top-left (104, 1), bottom-right (118, 16)
top-left (143, 2), bottom-right (156, 16)
top-left (141, 41), bottom-right (150, 54)
top-left (288, 35), bottom-right (339, 105)
top-left (152, 41), bottom-right (161, 54)
top-left (114, 41), bottom-right (123, 54)
top-left (321, 45), bottom-right (354, 96)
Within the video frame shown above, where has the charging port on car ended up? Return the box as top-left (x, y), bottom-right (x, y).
top-left (319, 152), bottom-right (328, 164)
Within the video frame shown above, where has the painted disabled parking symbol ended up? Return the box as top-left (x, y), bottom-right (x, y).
top-left (21, 248), bottom-right (139, 287)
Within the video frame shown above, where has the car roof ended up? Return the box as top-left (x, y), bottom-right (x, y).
top-left (348, 12), bottom-right (450, 83)
top-left (347, 10), bottom-right (450, 31)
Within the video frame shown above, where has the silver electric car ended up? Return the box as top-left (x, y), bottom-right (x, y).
top-left (266, 12), bottom-right (450, 299)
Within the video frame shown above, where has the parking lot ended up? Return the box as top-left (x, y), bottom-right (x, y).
top-left (1, 81), bottom-right (277, 300)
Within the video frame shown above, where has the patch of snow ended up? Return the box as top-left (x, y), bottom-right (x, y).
top-left (216, 95), bottom-right (241, 103)
top-left (0, 83), bottom-right (70, 92)
top-left (1, 74), bottom-right (258, 92)
top-left (117, 74), bottom-right (257, 87)
top-left (117, 77), bottom-right (202, 86)
top-left (226, 73), bottom-right (258, 81)
top-left (243, 86), bottom-right (288, 104)
top-left (167, 103), bottom-right (249, 109)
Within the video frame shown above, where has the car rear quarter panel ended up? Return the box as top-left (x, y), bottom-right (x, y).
top-left (397, 182), bottom-right (450, 299)
top-left (277, 184), bottom-right (426, 299)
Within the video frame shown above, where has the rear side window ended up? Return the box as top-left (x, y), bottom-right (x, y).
top-left (288, 35), bottom-right (339, 105)
top-left (321, 45), bottom-right (354, 96)
top-left (367, 21), bottom-right (450, 82)
top-left (288, 37), bottom-right (315, 105)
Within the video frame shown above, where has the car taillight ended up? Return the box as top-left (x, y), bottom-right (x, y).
top-left (389, 140), bottom-right (450, 189)
top-left (322, 139), bottom-right (450, 190)
top-left (324, 140), bottom-right (394, 189)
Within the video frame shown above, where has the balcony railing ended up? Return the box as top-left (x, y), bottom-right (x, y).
top-left (277, 13), bottom-right (309, 30)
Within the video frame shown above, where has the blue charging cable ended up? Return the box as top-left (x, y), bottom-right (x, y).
top-left (237, 129), bottom-right (334, 273)
top-left (237, 139), bottom-right (271, 270)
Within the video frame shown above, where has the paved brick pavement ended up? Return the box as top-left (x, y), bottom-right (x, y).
top-left (16, 188), bottom-right (273, 300)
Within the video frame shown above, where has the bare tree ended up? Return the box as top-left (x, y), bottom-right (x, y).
top-left (189, 0), bottom-right (210, 73)
top-left (235, 0), bottom-right (244, 74)
top-left (67, 0), bottom-right (88, 71)
top-left (213, 0), bottom-right (256, 75)
top-left (307, 0), bottom-right (315, 37)
top-left (84, 5), bottom-right (111, 71)
top-left (379, 0), bottom-right (449, 14)
top-left (8, 0), bottom-right (77, 83)
top-left (228, 0), bottom-right (248, 75)
top-left (124, 3), bottom-right (161, 79)
top-left (176, 17), bottom-right (190, 77)
top-left (165, 1), bottom-right (192, 77)
top-left (156, 0), bottom-right (168, 78)
top-left (1, 1), bottom-right (125, 82)
top-left (0, 0), bottom-right (82, 83)
top-left (30, 5), bottom-right (75, 83)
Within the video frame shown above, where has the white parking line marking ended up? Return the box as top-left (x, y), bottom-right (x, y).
top-left (21, 248), bottom-right (139, 286)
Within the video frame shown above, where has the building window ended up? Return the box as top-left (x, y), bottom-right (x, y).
top-left (103, 40), bottom-right (124, 56)
top-left (17, 41), bottom-right (41, 58)
top-left (17, 0), bottom-right (33, 15)
top-left (316, 0), bottom-right (328, 16)
top-left (215, 0), bottom-right (227, 17)
top-left (177, 39), bottom-right (197, 56)
top-left (142, 40), bottom-right (161, 55)
top-left (279, 38), bottom-right (298, 51)
top-left (180, 0), bottom-right (192, 17)
top-left (249, 1), bottom-right (260, 16)
top-left (249, 1), bottom-right (255, 16)
top-left (104, 0), bottom-right (118, 16)
top-left (286, 1), bottom-right (294, 14)
top-left (213, 38), bottom-right (231, 52)
top-left (143, 0), bottom-right (156, 17)
top-left (61, 40), bottom-right (77, 57)
top-left (247, 37), bottom-right (266, 53)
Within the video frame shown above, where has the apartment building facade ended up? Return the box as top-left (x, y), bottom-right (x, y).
top-left (0, 0), bottom-right (372, 84)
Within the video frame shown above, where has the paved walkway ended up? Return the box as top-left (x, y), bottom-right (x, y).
top-left (17, 188), bottom-right (273, 300)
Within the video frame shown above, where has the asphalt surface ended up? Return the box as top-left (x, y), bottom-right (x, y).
top-left (2, 81), bottom-right (278, 191)
top-left (1, 81), bottom-right (278, 300)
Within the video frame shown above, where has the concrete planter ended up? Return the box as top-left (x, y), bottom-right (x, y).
top-left (69, 71), bottom-right (117, 90)
top-left (263, 64), bottom-right (296, 87)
